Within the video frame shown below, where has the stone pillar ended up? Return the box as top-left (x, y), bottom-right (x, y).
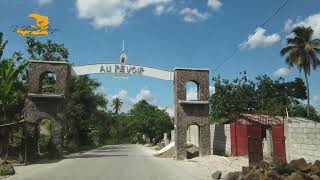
top-left (171, 130), bottom-right (175, 142)
top-left (175, 124), bottom-right (187, 159)
top-left (164, 133), bottom-right (169, 146)
top-left (174, 68), bottom-right (211, 160)
top-left (199, 124), bottom-right (210, 156)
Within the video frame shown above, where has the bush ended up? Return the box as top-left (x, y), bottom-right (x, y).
top-left (0, 161), bottom-right (15, 176)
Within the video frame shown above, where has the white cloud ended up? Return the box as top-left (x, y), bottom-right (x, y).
top-left (284, 12), bottom-right (320, 39)
top-left (37, 0), bottom-right (52, 6)
top-left (209, 85), bottom-right (215, 94)
top-left (179, 8), bottom-right (210, 23)
top-left (135, 88), bottom-right (157, 104)
top-left (240, 28), bottom-right (281, 49)
top-left (207, 0), bottom-right (222, 11)
top-left (108, 88), bottom-right (159, 113)
top-left (154, 5), bottom-right (166, 15)
top-left (76, 0), bottom-right (171, 28)
top-left (273, 67), bottom-right (290, 78)
top-left (159, 106), bottom-right (174, 117)
top-left (153, 4), bottom-right (175, 16)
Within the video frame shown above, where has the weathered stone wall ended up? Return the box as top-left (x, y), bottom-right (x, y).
top-left (285, 122), bottom-right (320, 163)
top-left (174, 69), bottom-right (210, 160)
top-left (28, 61), bottom-right (69, 95)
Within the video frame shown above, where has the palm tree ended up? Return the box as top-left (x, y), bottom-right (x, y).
top-left (281, 26), bottom-right (320, 117)
top-left (112, 98), bottom-right (123, 114)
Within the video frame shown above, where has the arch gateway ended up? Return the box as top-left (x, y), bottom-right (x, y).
top-left (24, 55), bottom-right (211, 161)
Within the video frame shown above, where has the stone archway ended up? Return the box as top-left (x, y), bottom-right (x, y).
top-left (24, 60), bottom-right (69, 162)
top-left (23, 61), bottom-right (211, 162)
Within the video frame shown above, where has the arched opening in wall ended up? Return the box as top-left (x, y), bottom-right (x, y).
top-left (186, 81), bottom-right (199, 101)
top-left (186, 124), bottom-right (200, 159)
top-left (38, 118), bottom-right (53, 155)
top-left (39, 72), bottom-right (57, 93)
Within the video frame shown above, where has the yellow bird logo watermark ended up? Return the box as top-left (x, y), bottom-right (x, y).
top-left (15, 13), bottom-right (57, 36)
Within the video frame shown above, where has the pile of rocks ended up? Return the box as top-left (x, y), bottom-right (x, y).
top-left (212, 158), bottom-right (320, 180)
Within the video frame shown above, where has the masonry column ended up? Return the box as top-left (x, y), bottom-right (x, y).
top-left (174, 68), bottom-right (211, 160)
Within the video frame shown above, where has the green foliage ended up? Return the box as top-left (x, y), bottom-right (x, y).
top-left (26, 37), bottom-right (69, 61)
top-left (0, 33), bottom-right (29, 124)
top-left (39, 119), bottom-right (53, 153)
top-left (64, 75), bottom-right (107, 146)
top-left (40, 73), bottom-right (56, 93)
top-left (0, 161), bottom-right (15, 176)
top-left (209, 71), bottom-right (316, 122)
top-left (280, 26), bottom-right (320, 117)
top-left (289, 103), bottom-right (320, 122)
top-left (126, 100), bottom-right (173, 143)
top-left (112, 97), bottom-right (123, 114)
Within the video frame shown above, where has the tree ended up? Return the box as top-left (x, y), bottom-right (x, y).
top-left (26, 37), bottom-right (69, 61)
top-left (210, 71), bottom-right (256, 122)
top-left (281, 26), bottom-right (320, 117)
top-left (127, 100), bottom-right (173, 143)
top-left (255, 76), bottom-right (307, 116)
top-left (210, 72), bottom-right (308, 122)
top-left (112, 98), bottom-right (123, 114)
top-left (0, 33), bottom-right (28, 160)
top-left (0, 33), bottom-right (29, 124)
top-left (64, 75), bottom-right (107, 146)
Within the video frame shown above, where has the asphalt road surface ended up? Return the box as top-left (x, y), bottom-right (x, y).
top-left (7, 144), bottom-right (211, 180)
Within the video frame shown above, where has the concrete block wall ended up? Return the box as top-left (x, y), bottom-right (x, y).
top-left (186, 124), bottom-right (231, 156)
top-left (285, 122), bottom-right (320, 163)
top-left (211, 124), bottom-right (231, 156)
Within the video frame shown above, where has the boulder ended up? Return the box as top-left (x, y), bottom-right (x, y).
top-left (314, 161), bottom-right (320, 168)
top-left (186, 144), bottom-right (199, 159)
top-left (286, 172), bottom-right (305, 180)
top-left (243, 168), bottom-right (262, 180)
top-left (0, 161), bottom-right (15, 176)
top-left (212, 171), bottom-right (222, 180)
top-left (310, 175), bottom-right (320, 180)
top-left (290, 158), bottom-right (312, 172)
top-left (242, 166), bottom-right (252, 176)
top-left (265, 170), bottom-right (282, 180)
top-left (258, 161), bottom-right (270, 171)
top-left (275, 162), bottom-right (295, 175)
top-left (222, 171), bottom-right (243, 180)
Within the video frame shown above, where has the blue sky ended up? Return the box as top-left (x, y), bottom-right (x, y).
top-left (0, 0), bottom-right (320, 115)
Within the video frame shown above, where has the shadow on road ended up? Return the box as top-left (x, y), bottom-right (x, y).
top-left (65, 154), bottom-right (129, 159)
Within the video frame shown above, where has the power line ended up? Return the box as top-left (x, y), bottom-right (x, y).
top-left (214, 0), bottom-right (289, 72)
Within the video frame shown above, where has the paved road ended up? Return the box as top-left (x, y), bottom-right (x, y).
top-left (7, 144), bottom-right (211, 180)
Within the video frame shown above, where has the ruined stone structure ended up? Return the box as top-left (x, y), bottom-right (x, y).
top-left (24, 60), bottom-right (70, 162)
top-left (174, 68), bottom-right (211, 160)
